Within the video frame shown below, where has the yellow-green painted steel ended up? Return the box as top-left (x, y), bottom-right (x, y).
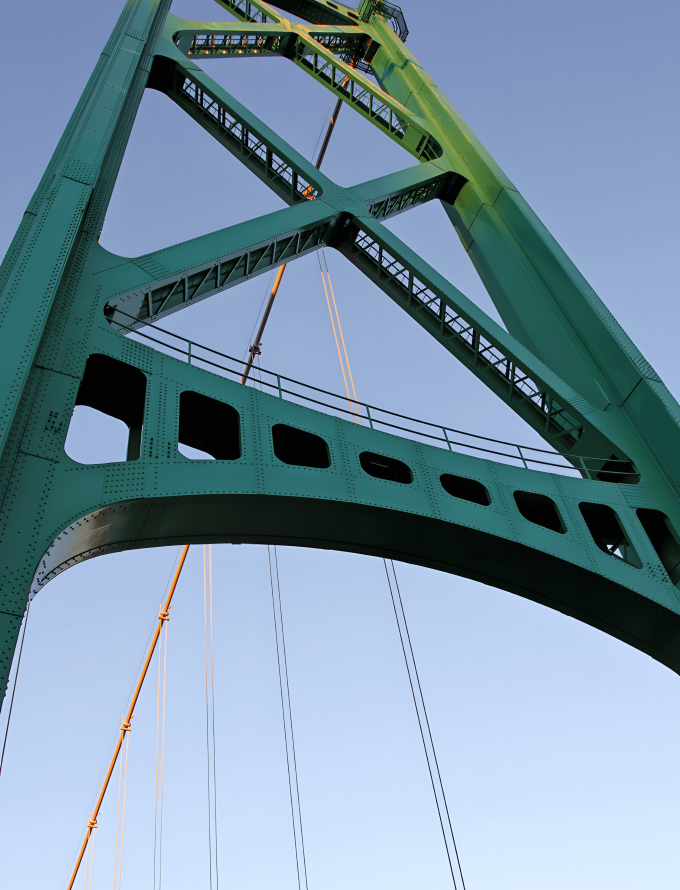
top-left (1, 0), bottom-right (680, 703)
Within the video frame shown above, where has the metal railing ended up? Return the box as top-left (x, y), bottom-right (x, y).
top-left (112, 311), bottom-right (638, 482)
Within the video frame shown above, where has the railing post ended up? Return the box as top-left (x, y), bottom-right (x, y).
top-left (443, 428), bottom-right (453, 452)
top-left (517, 445), bottom-right (529, 469)
top-left (187, 342), bottom-right (192, 365)
top-left (277, 374), bottom-right (283, 399)
top-left (578, 456), bottom-right (593, 480)
top-left (365, 405), bottom-right (374, 429)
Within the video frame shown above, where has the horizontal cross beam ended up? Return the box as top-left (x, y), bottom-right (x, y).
top-left (335, 221), bottom-right (628, 464)
top-left (19, 341), bottom-right (680, 674)
top-left (105, 209), bottom-right (339, 327)
top-left (149, 49), bottom-right (324, 206)
top-left (167, 17), bottom-right (441, 162)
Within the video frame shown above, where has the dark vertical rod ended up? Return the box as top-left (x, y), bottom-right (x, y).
top-left (239, 84), bottom-right (349, 385)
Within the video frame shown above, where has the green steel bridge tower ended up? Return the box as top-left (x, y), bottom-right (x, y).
top-left (1, 0), bottom-right (680, 724)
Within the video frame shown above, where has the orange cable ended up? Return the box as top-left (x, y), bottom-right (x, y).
top-left (318, 255), bottom-right (356, 421)
top-left (323, 253), bottom-right (362, 424)
top-left (66, 545), bottom-right (189, 890)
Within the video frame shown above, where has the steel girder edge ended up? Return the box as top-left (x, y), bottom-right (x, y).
top-left (29, 493), bottom-right (680, 676)
top-left (0, 611), bottom-right (23, 702)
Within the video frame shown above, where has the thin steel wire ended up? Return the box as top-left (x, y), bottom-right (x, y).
top-left (0, 600), bottom-right (30, 779)
top-left (318, 254), bottom-right (356, 421)
top-left (203, 544), bottom-right (219, 888)
top-left (83, 814), bottom-right (90, 890)
top-left (117, 730), bottom-right (131, 889)
top-left (203, 546), bottom-right (216, 890)
top-left (310, 100), bottom-right (333, 161)
top-left (126, 549), bottom-right (183, 720)
top-left (209, 546), bottom-right (220, 888)
top-left (273, 547), bottom-right (309, 890)
top-left (383, 559), bottom-right (467, 890)
top-left (112, 724), bottom-right (124, 890)
top-left (153, 609), bottom-right (162, 890)
top-left (319, 252), bottom-right (466, 888)
top-left (322, 250), bottom-right (362, 424)
top-left (87, 823), bottom-right (96, 890)
top-left (158, 618), bottom-right (170, 889)
top-left (268, 546), bottom-right (309, 890)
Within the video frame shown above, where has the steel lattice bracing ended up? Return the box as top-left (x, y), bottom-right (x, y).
top-left (1, 0), bottom-right (680, 703)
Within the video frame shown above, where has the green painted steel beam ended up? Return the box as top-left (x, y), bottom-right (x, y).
top-left (1, 0), bottom-right (680, 710)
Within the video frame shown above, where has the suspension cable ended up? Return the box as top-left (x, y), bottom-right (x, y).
top-left (153, 605), bottom-right (162, 889)
top-left (66, 545), bottom-right (189, 890)
top-left (318, 251), bottom-right (362, 423)
top-left (317, 264), bottom-right (467, 886)
top-left (209, 546), bottom-right (219, 889)
top-left (383, 559), bottom-right (467, 890)
top-left (274, 547), bottom-right (309, 890)
top-left (243, 270), bottom-right (276, 364)
top-left (115, 728), bottom-right (131, 889)
top-left (268, 545), bottom-right (309, 890)
top-left (310, 100), bottom-right (333, 164)
top-left (323, 252), bottom-right (360, 421)
top-left (82, 813), bottom-right (91, 890)
top-left (318, 254), bottom-right (356, 421)
top-left (113, 733), bottom-right (124, 889)
top-left (203, 546), bottom-right (214, 890)
top-left (153, 608), bottom-right (170, 890)
top-left (157, 608), bottom-right (170, 890)
top-left (0, 599), bottom-right (31, 779)
top-left (87, 816), bottom-right (96, 890)
top-left (240, 75), bottom-right (351, 385)
top-left (203, 545), bottom-right (220, 888)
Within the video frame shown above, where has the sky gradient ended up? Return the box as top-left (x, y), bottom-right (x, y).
top-left (1, 1), bottom-right (679, 888)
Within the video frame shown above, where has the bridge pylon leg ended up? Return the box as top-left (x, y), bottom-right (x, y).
top-left (2, 0), bottom-right (680, 700)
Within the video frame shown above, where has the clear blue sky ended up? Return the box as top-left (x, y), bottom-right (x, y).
top-left (1, 1), bottom-right (679, 888)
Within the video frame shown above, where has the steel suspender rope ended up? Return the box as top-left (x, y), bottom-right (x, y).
top-left (318, 259), bottom-right (468, 888)
top-left (317, 253), bottom-right (362, 423)
top-left (65, 545), bottom-right (190, 890)
top-left (203, 544), bottom-right (219, 890)
top-left (241, 95), bottom-right (352, 888)
top-left (244, 286), bottom-right (310, 889)
top-left (0, 599), bottom-right (30, 779)
top-left (63, 66), bottom-right (349, 890)
top-left (155, 589), bottom-right (171, 890)
top-left (240, 69), bottom-right (353, 385)
top-left (113, 718), bottom-right (132, 890)
top-left (383, 560), bottom-right (467, 890)
top-left (268, 545), bottom-right (309, 890)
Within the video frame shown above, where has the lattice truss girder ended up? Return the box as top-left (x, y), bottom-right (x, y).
top-left (144, 5), bottom-right (680, 483)
top-left (1, 0), bottom-right (680, 700)
top-left (104, 30), bottom-right (615, 460)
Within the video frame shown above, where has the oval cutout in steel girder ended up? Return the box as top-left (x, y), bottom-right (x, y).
top-left (440, 474), bottom-right (490, 506)
top-left (360, 451), bottom-right (412, 484)
top-left (272, 423), bottom-right (330, 468)
top-left (514, 491), bottom-right (565, 534)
